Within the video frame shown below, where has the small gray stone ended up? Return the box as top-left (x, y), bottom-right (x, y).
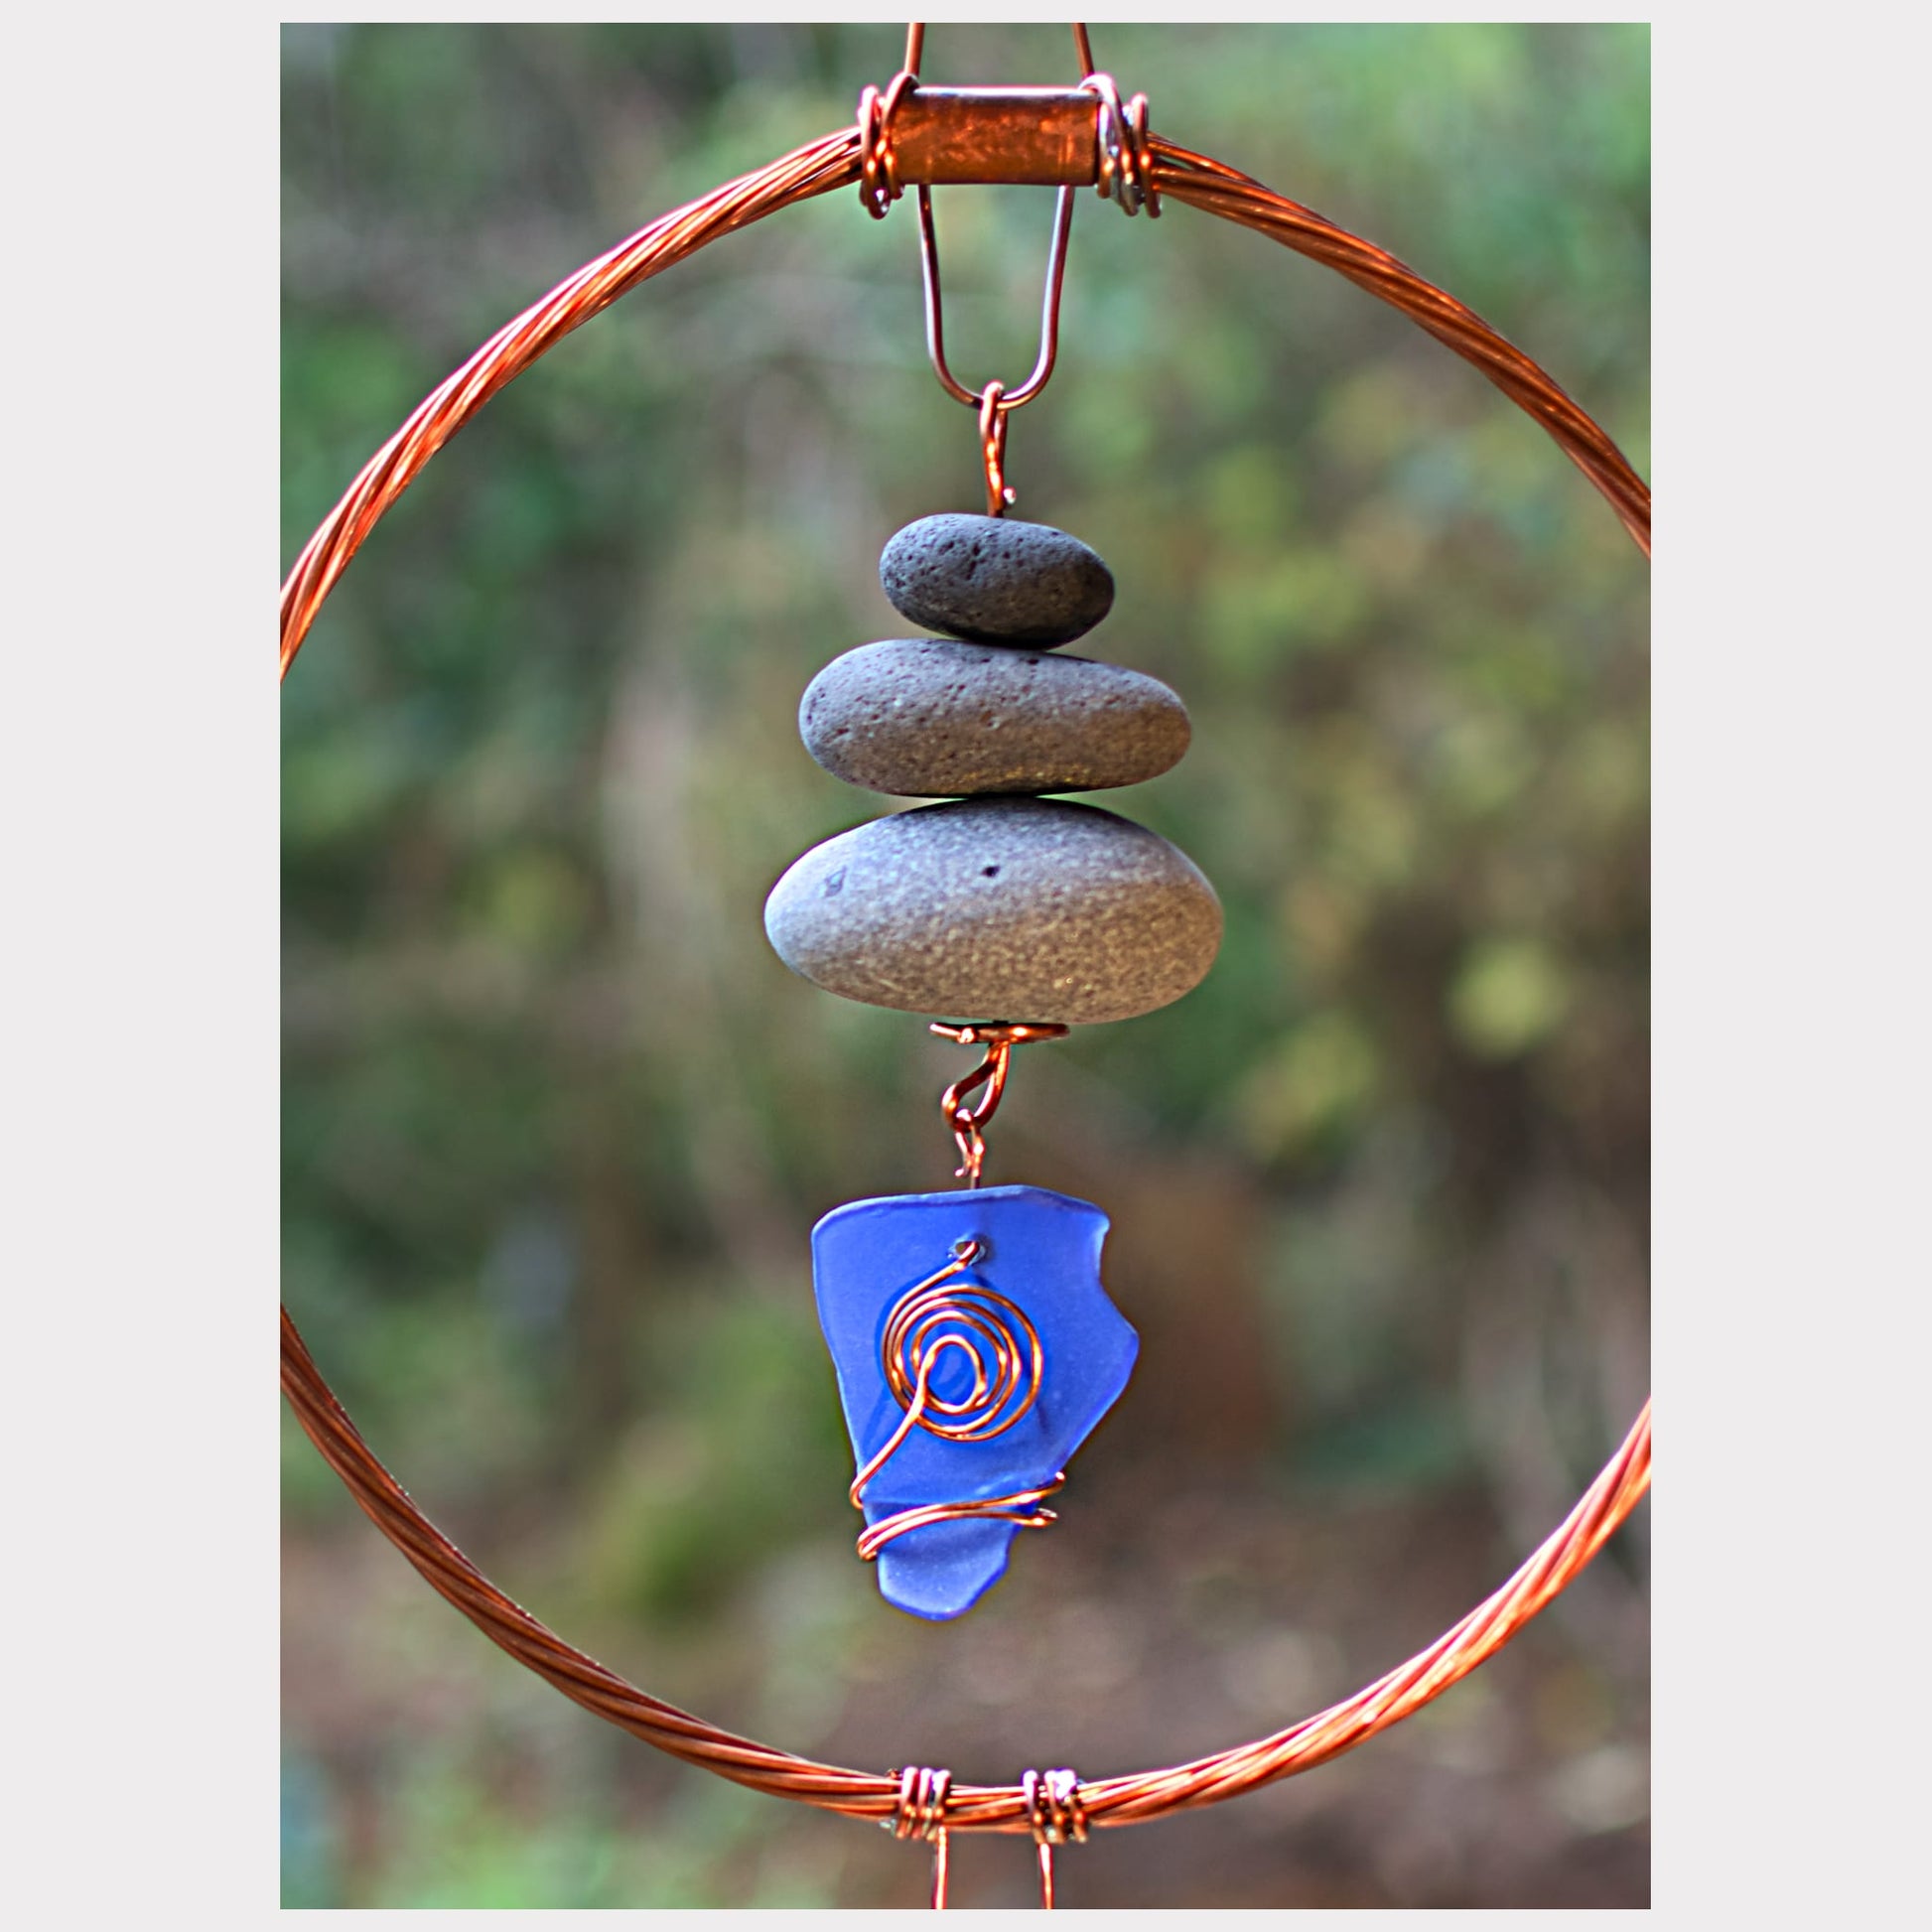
top-left (800, 638), bottom-right (1190, 797)
top-left (763, 796), bottom-right (1221, 1026)
top-left (880, 513), bottom-right (1114, 646)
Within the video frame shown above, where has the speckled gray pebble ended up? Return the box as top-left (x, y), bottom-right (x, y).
top-left (799, 638), bottom-right (1190, 797)
top-left (880, 514), bottom-right (1114, 646)
top-left (762, 796), bottom-right (1222, 1025)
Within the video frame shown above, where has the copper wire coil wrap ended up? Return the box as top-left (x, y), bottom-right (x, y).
top-left (859, 69), bottom-right (918, 218)
top-left (851, 1241), bottom-right (1066, 1563)
top-left (279, 91), bottom-right (1651, 1846)
top-left (1083, 72), bottom-right (1158, 216)
top-left (895, 1765), bottom-right (954, 1907)
top-left (895, 1764), bottom-right (953, 1842)
top-left (1025, 1768), bottom-right (1089, 1908)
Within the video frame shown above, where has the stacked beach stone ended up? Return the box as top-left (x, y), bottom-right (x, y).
top-left (763, 513), bottom-right (1222, 1026)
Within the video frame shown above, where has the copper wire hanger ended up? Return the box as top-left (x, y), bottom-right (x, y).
top-left (891, 23), bottom-right (1100, 515)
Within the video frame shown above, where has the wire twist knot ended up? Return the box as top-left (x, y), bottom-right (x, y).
top-left (893, 1763), bottom-right (952, 1841)
top-left (891, 1765), bottom-right (953, 1908)
top-left (1024, 1766), bottom-right (1089, 1845)
top-left (1081, 72), bottom-right (1160, 216)
top-left (857, 68), bottom-right (917, 218)
top-left (1025, 1768), bottom-right (1087, 1908)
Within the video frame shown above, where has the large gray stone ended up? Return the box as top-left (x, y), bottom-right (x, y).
top-left (879, 513), bottom-right (1114, 646)
top-left (799, 638), bottom-right (1190, 797)
top-left (763, 796), bottom-right (1221, 1026)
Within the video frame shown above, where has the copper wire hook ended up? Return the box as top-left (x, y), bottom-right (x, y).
top-left (978, 380), bottom-right (1013, 517)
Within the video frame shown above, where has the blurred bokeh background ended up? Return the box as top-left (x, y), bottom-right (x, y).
top-left (281, 22), bottom-right (1648, 1910)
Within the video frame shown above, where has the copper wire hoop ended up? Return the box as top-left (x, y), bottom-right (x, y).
top-left (280, 114), bottom-right (1652, 1842)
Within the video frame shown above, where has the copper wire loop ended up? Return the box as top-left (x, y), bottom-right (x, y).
top-left (930, 1021), bottom-right (1068, 1185)
top-left (915, 185), bottom-right (1075, 413)
top-left (850, 1240), bottom-right (1064, 1564)
top-left (880, 1249), bottom-right (1043, 1440)
top-left (279, 87), bottom-right (1652, 1850)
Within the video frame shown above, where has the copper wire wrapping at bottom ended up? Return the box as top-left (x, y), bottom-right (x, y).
top-left (850, 1240), bottom-right (1067, 1563)
top-left (1025, 1768), bottom-right (1088, 1907)
top-left (893, 1765), bottom-right (954, 1907)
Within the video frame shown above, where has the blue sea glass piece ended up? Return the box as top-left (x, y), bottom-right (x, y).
top-left (811, 1183), bottom-right (1138, 1620)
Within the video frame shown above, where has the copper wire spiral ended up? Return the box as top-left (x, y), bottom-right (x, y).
top-left (279, 47), bottom-right (1651, 1868)
top-left (851, 1241), bottom-right (1065, 1562)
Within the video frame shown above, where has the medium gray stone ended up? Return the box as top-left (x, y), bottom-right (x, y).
top-left (880, 513), bottom-right (1114, 646)
top-left (763, 796), bottom-right (1222, 1026)
top-left (799, 638), bottom-right (1190, 797)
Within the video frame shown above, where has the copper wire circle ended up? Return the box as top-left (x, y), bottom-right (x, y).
top-left (279, 111), bottom-right (1652, 1839)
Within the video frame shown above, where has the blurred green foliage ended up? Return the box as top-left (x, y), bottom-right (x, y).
top-left (283, 23), bottom-right (1647, 1909)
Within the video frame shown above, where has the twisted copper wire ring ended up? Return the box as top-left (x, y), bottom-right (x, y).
top-left (279, 114), bottom-right (1651, 1841)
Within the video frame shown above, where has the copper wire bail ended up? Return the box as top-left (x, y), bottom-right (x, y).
top-left (1024, 1768), bottom-right (1088, 1908)
top-left (893, 1764), bottom-right (953, 1908)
